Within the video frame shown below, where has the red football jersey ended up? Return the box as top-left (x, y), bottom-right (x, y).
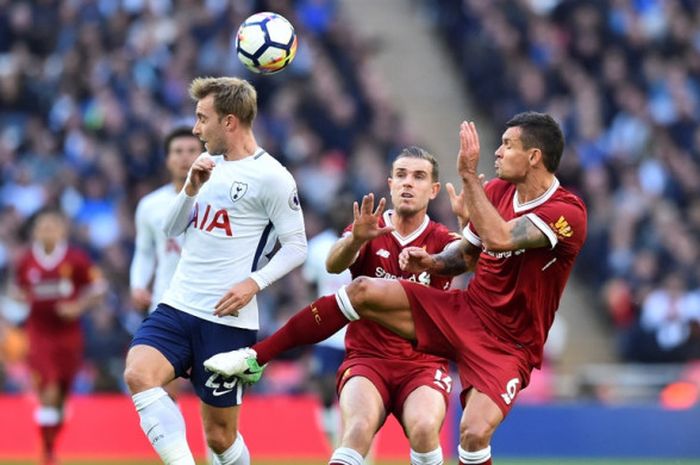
top-left (16, 242), bottom-right (99, 334)
top-left (345, 210), bottom-right (459, 361)
top-left (464, 178), bottom-right (587, 367)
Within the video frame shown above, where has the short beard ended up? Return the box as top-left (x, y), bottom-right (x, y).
top-left (394, 204), bottom-right (420, 217)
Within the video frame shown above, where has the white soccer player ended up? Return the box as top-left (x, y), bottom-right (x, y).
top-left (123, 76), bottom-right (308, 465)
top-left (302, 203), bottom-right (353, 448)
top-left (129, 127), bottom-right (203, 456)
top-left (130, 127), bottom-right (202, 313)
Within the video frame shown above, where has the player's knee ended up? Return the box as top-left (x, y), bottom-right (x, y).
top-left (459, 418), bottom-right (495, 450)
top-left (346, 276), bottom-right (375, 311)
top-left (342, 416), bottom-right (375, 446)
top-left (205, 424), bottom-right (238, 454)
top-left (407, 417), bottom-right (441, 448)
top-left (122, 366), bottom-right (140, 393)
top-left (123, 364), bottom-right (157, 394)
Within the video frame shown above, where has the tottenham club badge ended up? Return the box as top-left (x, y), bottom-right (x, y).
top-left (230, 181), bottom-right (248, 202)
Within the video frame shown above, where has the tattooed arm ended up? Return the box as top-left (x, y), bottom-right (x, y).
top-left (400, 239), bottom-right (480, 276)
top-left (458, 121), bottom-right (551, 252)
top-left (507, 216), bottom-right (551, 249)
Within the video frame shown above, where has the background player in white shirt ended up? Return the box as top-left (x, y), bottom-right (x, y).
top-left (302, 200), bottom-right (353, 448)
top-left (129, 127), bottom-right (202, 447)
top-left (130, 127), bottom-right (202, 313)
top-left (123, 77), bottom-right (307, 465)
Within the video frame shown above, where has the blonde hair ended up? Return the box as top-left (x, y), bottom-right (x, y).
top-left (189, 77), bottom-right (258, 127)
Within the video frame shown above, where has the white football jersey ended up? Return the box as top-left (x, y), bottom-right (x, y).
top-left (130, 184), bottom-right (183, 312)
top-left (162, 150), bottom-right (305, 329)
top-left (302, 229), bottom-right (351, 349)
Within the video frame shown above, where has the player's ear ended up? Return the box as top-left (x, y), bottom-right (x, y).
top-left (528, 148), bottom-right (541, 166)
top-left (431, 181), bottom-right (440, 199)
top-left (224, 114), bottom-right (238, 131)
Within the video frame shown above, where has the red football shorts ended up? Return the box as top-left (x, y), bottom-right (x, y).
top-left (27, 329), bottom-right (83, 391)
top-left (336, 356), bottom-right (451, 421)
top-left (399, 281), bottom-right (532, 417)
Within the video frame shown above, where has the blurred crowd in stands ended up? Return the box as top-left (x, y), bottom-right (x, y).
top-left (2, 0), bottom-right (700, 402)
top-left (427, 0), bottom-right (700, 367)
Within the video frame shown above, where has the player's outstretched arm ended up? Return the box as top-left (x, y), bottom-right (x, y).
top-left (458, 121), bottom-right (520, 251)
top-left (446, 174), bottom-right (486, 230)
top-left (326, 193), bottom-right (393, 274)
top-left (458, 122), bottom-right (552, 252)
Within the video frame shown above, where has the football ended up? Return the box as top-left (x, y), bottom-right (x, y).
top-left (235, 12), bottom-right (298, 75)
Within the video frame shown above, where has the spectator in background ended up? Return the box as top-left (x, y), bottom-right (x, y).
top-left (0, 313), bottom-right (28, 391)
top-left (12, 208), bottom-right (106, 465)
top-left (635, 273), bottom-right (700, 363)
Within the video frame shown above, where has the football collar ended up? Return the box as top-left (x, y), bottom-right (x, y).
top-left (32, 241), bottom-right (68, 270)
top-left (512, 177), bottom-right (560, 213)
top-left (383, 209), bottom-right (430, 246)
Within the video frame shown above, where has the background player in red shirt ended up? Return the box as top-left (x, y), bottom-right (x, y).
top-left (326, 146), bottom-right (460, 465)
top-left (205, 112), bottom-right (588, 465)
top-left (13, 208), bottom-right (105, 465)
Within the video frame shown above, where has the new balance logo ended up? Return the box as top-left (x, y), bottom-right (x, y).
top-left (418, 271), bottom-right (431, 286)
top-left (376, 249), bottom-right (390, 258)
top-left (205, 373), bottom-right (239, 396)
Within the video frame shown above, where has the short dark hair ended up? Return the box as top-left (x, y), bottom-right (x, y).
top-left (505, 112), bottom-right (564, 173)
top-left (164, 127), bottom-right (200, 155)
top-left (31, 206), bottom-right (66, 223)
top-left (23, 206), bottom-right (67, 240)
top-left (394, 146), bottom-right (439, 182)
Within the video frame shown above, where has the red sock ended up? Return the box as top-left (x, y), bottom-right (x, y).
top-left (40, 423), bottom-right (62, 461)
top-left (253, 295), bottom-right (349, 365)
top-left (460, 460), bottom-right (492, 465)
